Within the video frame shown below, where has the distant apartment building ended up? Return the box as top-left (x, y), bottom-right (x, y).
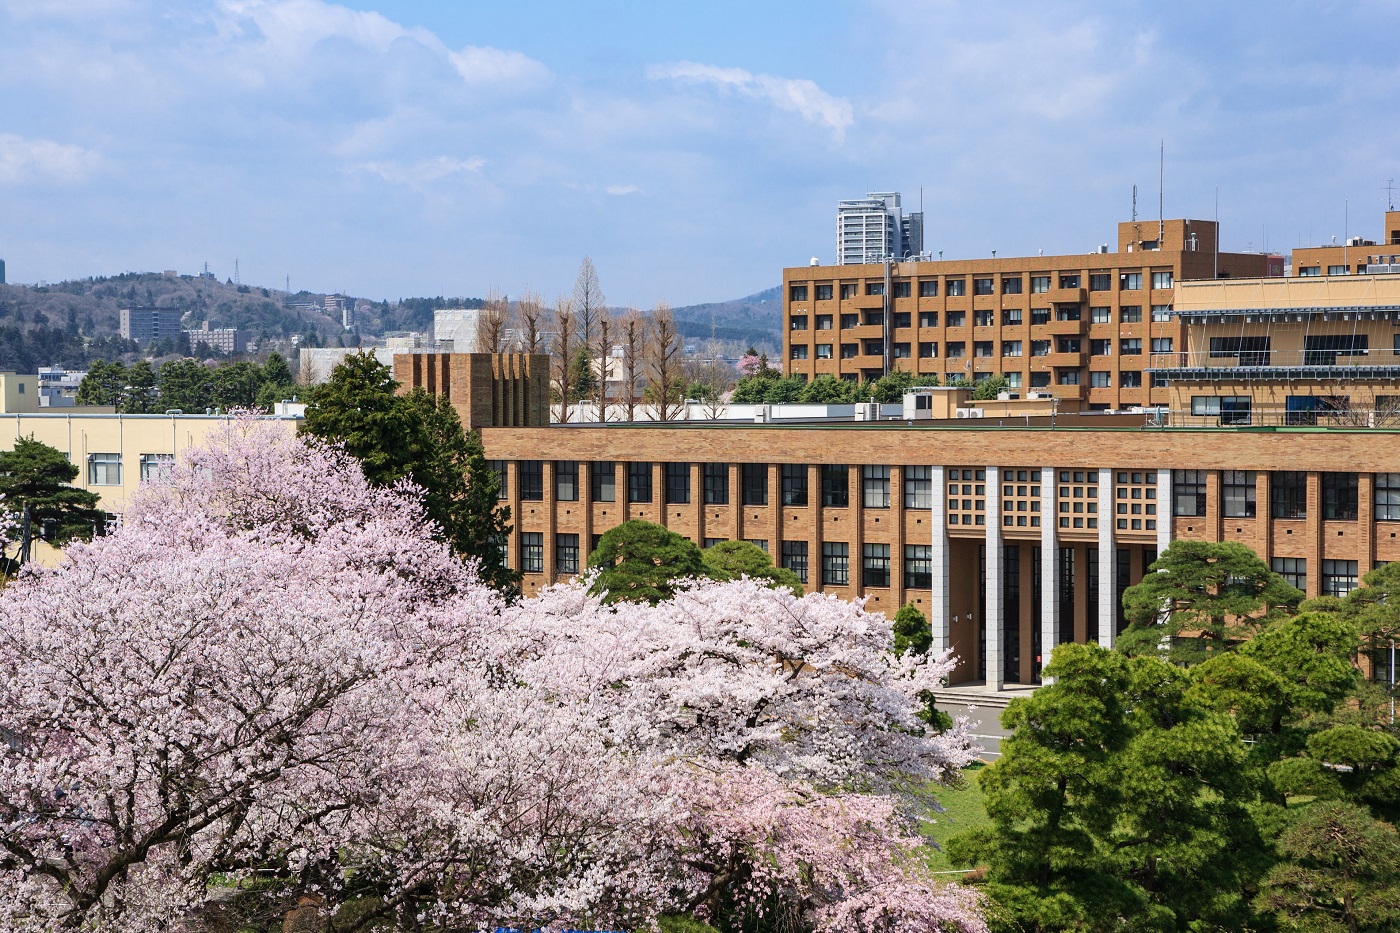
top-left (785, 217), bottom-right (1284, 410)
top-left (0, 258), bottom-right (6, 285)
top-left (187, 322), bottom-right (249, 356)
top-left (119, 306), bottom-right (183, 344)
top-left (837, 192), bottom-right (923, 264)
top-left (1292, 209), bottom-right (1400, 277)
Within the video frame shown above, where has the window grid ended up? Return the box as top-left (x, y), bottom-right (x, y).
top-left (1173, 470), bottom-right (1207, 517)
top-left (520, 532), bottom-right (544, 574)
top-left (947, 467), bottom-right (987, 528)
top-left (781, 464), bottom-right (808, 506)
top-left (1057, 470), bottom-right (1100, 530)
top-left (556, 533), bottom-right (580, 575)
top-left (862, 543), bottom-right (891, 587)
top-left (904, 466), bottom-right (934, 509)
top-left (999, 468), bottom-right (1043, 530)
top-left (862, 465), bottom-right (891, 509)
top-left (782, 541), bottom-right (809, 584)
top-left (1112, 470), bottom-right (1158, 532)
top-left (1322, 559), bottom-right (1359, 598)
top-left (905, 544), bottom-right (933, 589)
top-left (821, 542), bottom-right (850, 587)
top-left (1271, 557), bottom-right (1306, 591)
top-left (703, 463), bottom-right (729, 505)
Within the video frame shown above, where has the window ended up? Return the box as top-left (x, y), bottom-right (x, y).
top-left (781, 464), bottom-right (808, 506)
top-left (138, 453), bottom-right (174, 482)
top-left (1271, 471), bottom-right (1307, 519)
top-left (918, 311), bottom-right (938, 327)
top-left (919, 341), bottom-right (938, 358)
top-left (742, 463), bottom-right (768, 505)
top-left (862, 544), bottom-right (891, 587)
top-left (520, 533), bottom-right (544, 574)
top-left (556, 534), bottom-right (580, 575)
top-left (1328, 264), bottom-right (1350, 276)
top-left (1151, 337), bottom-right (1174, 354)
top-left (974, 341), bottom-right (994, 358)
top-left (1120, 305), bottom-right (1142, 323)
top-left (1002, 308), bottom-right (1023, 325)
top-left (900, 466), bottom-right (932, 508)
top-left (893, 342), bottom-right (911, 358)
top-left (627, 462), bottom-right (653, 503)
top-left (946, 278), bottom-right (966, 297)
top-left (1222, 470), bottom-right (1256, 518)
top-left (1005, 372), bottom-right (1023, 387)
top-left (863, 339), bottom-right (883, 356)
top-left (1210, 336), bottom-right (1272, 365)
top-left (1120, 370), bottom-right (1143, 388)
top-left (1059, 274), bottom-right (1080, 289)
top-left (946, 310), bottom-right (966, 327)
top-left (556, 460), bottom-right (579, 501)
top-left (1057, 368), bottom-right (1080, 385)
top-left (1057, 337), bottom-right (1081, 353)
top-left (1120, 272), bottom-right (1142, 290)
top-left (519, 461), bottom-right (544, 500)
top-left (1305, 334), bottom-right (1369, 366)
top-left (1089, 371), bottom-right (1111, 388)
top-left (1151, 304), bottom-right (1172, 322)
top-left (862, 465), bottom-right (891, 508)
top-left (946, 341), bottom-right (966, 358)
top-left (790, 315), bottom-right (808, 331)
top-left (822, 542), bottom-right (850, 586)
top-left (1119, 338), bottom-right (1142, 355)
top-left (665, 463), bottom-right (690, 504)
top-left (974, 277), bottom-right (994, 295)
top-left (974, 309), bottom-right (994, 326)
top-left (703, 463), bottom-right (729, 504)
top-left (488, 459), bottom-right (508, 499)
top-left (816, 314), bottom-right (833, 330)
top-left (839, 283), bottom-right (858, 299)
top-left (815, 283), bottom-right (833, 300)
top-left (1055, 306), bottom-right (1080, 321)
top-left (1002, 276), bottom-right (1023, 295)
top-left (893, 311), bottom-right (911, 328)
top-left (815, 343), bottom-right (834, 359)
top-left (1298, 266), bottom-right (1321, 277)
top-left (1151, 271), bottom-right (1174, 289)
top-left (1002, 340), bottom-right (1023, 357)
top-left (1089, 273), bottom-right (1111, 291)
top-left (1377, 473), bottom-right (1400, 521)
top-left (1030, 275), bottom-right (1051, 293)
top-left (841, 343), bottom-right (859, 359)
top-left (1030, 372), bottom-right (1051, 387)
top-left (1322, 472), bottom-right (1358, 520)
top-left (1031, 308), bottom-right (1051, 325)
top-left (919, 280), bottom-right (938, 297)
top-left (1174, 470), bottom-right (1207, 516)
top-left (592, 462), bottom-right (616, 501)
top-left (703, 538), bottom-right (724, 549)
top-left (892, 281), bottom-right (911, 298)
top-left (863, 309), bottom-right (884, 326)
top-left (1322, 559), bottom-right (1359, 598)
top-left (1191, 395), bottom-right (1252, 424)
top-left (1031, 340), bottom-right (1051, 357)
top-left (904, 545), bottom-right (933, 589)
top-left (822, 465), bottom-right (849, 507)
top-left (866, 282), bottom-right (884, 296)
top-left (790, 345), bottom-right (809, 360)
top-left (1090, 306), bottom-right (1111, 324)
top-left (1090, 338), bottom-right (1112, 356)
top-left (746, 538), bottom-right (769, 553)
top-left (1271, 557), bottom-right (1306, 591)
top-left (840, 313), bottom-right (860, 329)
top-left (782, 541), bottom-right (809, 583)
top-left (789, 285), bottom-right (809, 302)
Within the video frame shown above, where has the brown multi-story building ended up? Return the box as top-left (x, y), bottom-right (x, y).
top-left (1292, 210), bottom-right (1400, 277)
top-left (782, 218), bottom-right (1282, 409)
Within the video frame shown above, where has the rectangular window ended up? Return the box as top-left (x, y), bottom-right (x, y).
top-left (946, 310), bottom-right (966, 327)
top-left (1304, 334), bottom-right (1369, 366)
top-left (840, 313), bottom-right (860, 329)
top-left (1059, 274), bottom-right (1080, 289)
top-left (1328, 264), bottom-right (1350, 276)
top-left (919, 280), bottom-right (938, 297)
top-left (974, 341), bottom-right (994, 358)
top-left (1174, 469), bottom-right (1207, 516)
top-left (974, 309), bottom-right (994, 326)
top-left (1057, 337), bottom-right (1081, 353)
top-left (1002, 308), bottom-right (1023, 326)
top-left (863, 309), bottom-right (884, 326)
top-left (905, 544), bottom-right (933, 589)
top-left (782, 464), bottom-right (808, 506)
top-left (519, 461), bottom-right (544, 500)
top-left (1120, 305), bottom-right (1142, 323)
top-left (862, 465), bottom-right (891, 508)
top-left (946, 341), bottom-right (966, 358)
top-left (790, 315), bottom-right (809, 331)
top-left (893, 343), bottom-right (911, 359)
top-left (592, 462), bottom-right (616, 501)
top-left (1151, 337), bottom-right (1174, 353)
top-left (1151, 304), bottom-right (1172, 322)
top-left (1323, 473), bottom-right (1359, 520)
top-left (1271, 471), bottom-right (1307, 519)
top-left (1119, 338), bottom-right (1142, 355)
top-left (1210, 336), bottom-right (1272, 366)
top-left (1055, 306), bottom-right (1081, 322)
top-left (555, 460), bottom-right (579, 501)
top-left (138, 453), bottom-right (174, 482)
top-left (1031, 340), bottom-right (1051, 357)
top-left (742, 463), bottom-right (768, 505)
top-left (1030, 372), bottom-right (1051, 387)
top-left (520, 532), bottom-right (544, 574)
top-left (822, 464), bottom-right (849, 508)
top-left (1002, 340), bottom-right (1023, 357)
top-left (1322, 559), bottom-right (1359, 597)
top-left (1002, 276), bottom-right (1023, 295)
top-left (789, 285), bottom-right (809, 302)
top-left (892, 281), bottom-right (911, 298)
top-left (893, 311), bottom-right (911, 328)
top-left (1152, 271), bottom-right (1174, 289)
top-left (946, 278), bottom-right (966, 297)
top-left (1090, 338), bottom-right (1112, 356)
top-left (815, 344), bottom-right (833, 359)
top-left (1376, 473), bottom-right (1400, 521)
top-left (816, 314), bottom-right (833, 330)
top-left (1090, 306), bottom-right (1111, 323)
top-left (1031, 308), bottom-right (1051, 325)
top-left (1089, 273), bottom-right (1111, 291)
top-left (746, 539), bottom-right (769, 553)
top-left (974, 277), bottom-right (994, 296)
top-left (1120, 370), bottom-right (1142, 388)
top-left (904, 466), bottom-right (933, 508)
top-left (627, 462), bottom-right (653, 503)
top-left (841, 343), bottom-right (859, 359)
top-left (866, 282), bottom-right (884, 296)
top-left (1057, 368), bottom-right (1080, 385)
top-left (556, 533), bottom-right (580, 575)
top-left (822, 542), bottom-right (850, 586)
top-left (1030, 275), bottom-right (1051, 293)
top-left (789, 345), bottom-right (808, 360)
top-left (918, 310), bottom-right (938, 327)
top-left (1089, 371), bottom-right (1111, 388)
top-left (918, 341), bottom-right (938, 358)
top-left (1271, 557), bottom-right (1306, 591)
top-left (488, 459), bottom-right (508, 499)
top-left (781, 541), bottom-right (809, 584)
top-left (665, 462), bottom-right (690, 504)
top-left (863, 339), bottom-right (883, 356)
top-left (703, 463), bottom-right (729, 505)
top-left (815, 283), bottom-right (833, 300)
top-left (839, 283), bottom-right (858, 299)
top-left (1120, 272), bottom-right (1142, 290)
top-left (862, 543), bottom-right (891, 587)
top-left (1190, 395), bottom-right (1252, 424)
top-left (1222, 470), bottom-right (1257, 518)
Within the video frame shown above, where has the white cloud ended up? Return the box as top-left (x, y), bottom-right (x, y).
top-left (649, 61), bottom-right (853, 140)
top-left (0, 134), bottom-right (101, 185)
top-left (449, 45), bottom-right (552, 89)
top-left (606, 184), bottom-right (641, 196)
top-left (355, 155), bottom-right (485, 187)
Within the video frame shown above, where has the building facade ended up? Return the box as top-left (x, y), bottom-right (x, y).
top-left (1292, 210), bottom-right (1400, 277)
top-left (785, 218), bottom-right (1282, 409)
top-left (837, 192), bottom-right (923, 264)
top-left (119, 306), bottom-right (183, 344)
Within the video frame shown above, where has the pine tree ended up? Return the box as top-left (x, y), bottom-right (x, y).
top-left (0, 437), bottom-right (106, 559)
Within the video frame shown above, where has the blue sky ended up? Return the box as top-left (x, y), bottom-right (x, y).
top-left (1, 0), bottom-right (1397, 307)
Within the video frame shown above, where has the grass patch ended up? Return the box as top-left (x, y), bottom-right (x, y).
top-left (914, 764), bottom-right (991, 873)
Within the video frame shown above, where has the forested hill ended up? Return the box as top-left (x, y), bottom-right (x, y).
top-left (671, 285), bottom-right (781, 346)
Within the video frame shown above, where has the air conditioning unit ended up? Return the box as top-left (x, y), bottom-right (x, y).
top-left (955, 408), bottom-right (985, 419)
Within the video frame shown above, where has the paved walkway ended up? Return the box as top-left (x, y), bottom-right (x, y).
top-left (932, 680), bottom-right (1039, 760)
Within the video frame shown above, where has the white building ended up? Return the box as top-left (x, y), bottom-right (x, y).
top-left (836, 191), bottom-right (923, 264)
top-left (433, 308), bottom-right (483, 352)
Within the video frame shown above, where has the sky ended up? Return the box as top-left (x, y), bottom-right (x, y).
top-left (1, 0), bottom-right (1397, 307)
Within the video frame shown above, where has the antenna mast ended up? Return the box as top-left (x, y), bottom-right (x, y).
top-left (1132, 185), bottom-right (1138, 222)
top-left (1158, 140), bottom-right (1164, 247)
top-left (1387, 178), bottom-right (1396, 211)
top-left (234, 258), bottom-right (241, 286)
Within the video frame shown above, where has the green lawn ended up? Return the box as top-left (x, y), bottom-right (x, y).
top-left (916, 764), bottom-right (992, 873)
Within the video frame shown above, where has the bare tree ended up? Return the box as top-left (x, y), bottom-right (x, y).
top-left (517, 289), bottom-right (547, 355)
top-left (591, 308), bottom-right (614, 420)
top-left (552, 297), bottom-right (578, 422)
top-left (618, 308), bottom-right (649, 422)
top-left (572, 257), bottom-right (606, 349)
top-left (477, 288), bottom-right (512, 352)
top-left (645, 301), bottom-right (686, 421)
top-left (684, 351), bottom-right (735, 420)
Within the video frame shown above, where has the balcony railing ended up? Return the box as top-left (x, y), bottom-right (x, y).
top-left (1147, 348), bottom-right (1400, 372)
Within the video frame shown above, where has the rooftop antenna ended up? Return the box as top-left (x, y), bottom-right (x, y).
top-left (285, 274), bottom-right (290, 293)
top-left (1158, 140), bottom-right (1164, 247)
top-left (1214, 186), bottom-right (1219, 278)
top-left (1132, 184), bottom-right (1138, 222)
top-left (1386, 178), bottom-right (1396, 211)
top-left (234, 258), bottom-right (241, 286)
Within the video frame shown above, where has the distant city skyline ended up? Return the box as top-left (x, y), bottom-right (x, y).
top-left (0, 0), bottom-right (1396, 306)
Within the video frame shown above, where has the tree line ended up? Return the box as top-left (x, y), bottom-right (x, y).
top-left (74, 353), bottom-right (297, 413)
top-left (732, 358), bottom-right (1012, 405)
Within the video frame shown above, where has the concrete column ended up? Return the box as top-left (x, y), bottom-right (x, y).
top-left (1040, 465), bottom-right (1058, 679)
top-left (985, 463), bottom-right (1003, 689)
top-left (1156, 469), bottom-right (1173, 556)
top-left (1098, 468), bottom-right (1116, 648)
top-left (929, 465), bottom-right (951, 655)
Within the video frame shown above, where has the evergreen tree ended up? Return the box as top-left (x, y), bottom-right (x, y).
top-left (122, 359), bottom-right (158, 413)
top-left (892, 602), bottom-right (932, 655)
top-left (157, 359), bottom-right (215, 412)
top-left (210, 360), bottom-right (263, 409)
top-left (0, 437), bottom-right (106, 560)
top-left (588, 519), bottom-right (706, 605)
top-left (700, 540), bottom-right (802, 595)
top-left (76, 359), bottom-right (127, 407)
top-left (261, 351), bottom-right (294, 387)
